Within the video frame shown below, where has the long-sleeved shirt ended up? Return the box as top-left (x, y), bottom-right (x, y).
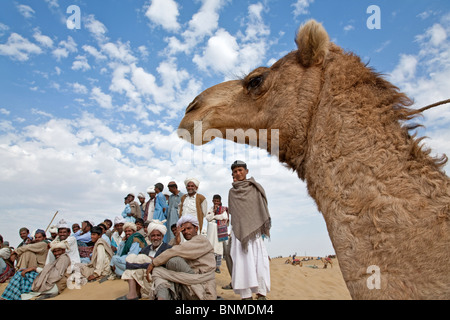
top-left (73, 230), bottom-right (91, 243)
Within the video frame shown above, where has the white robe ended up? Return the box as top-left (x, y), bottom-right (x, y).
top-left (205, 207), bottom-right (228, 256)
top-left (230, 230), bottom-right (270, 298)
top-left (46, 235), bottom-right (80, 272)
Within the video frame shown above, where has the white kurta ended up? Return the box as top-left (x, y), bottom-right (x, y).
top-left (205, 207), bottom-right (228, 256)
top-left (230, 230), bottom-right (270, 298)
top-left (46, 235), bottom-right (80, 272)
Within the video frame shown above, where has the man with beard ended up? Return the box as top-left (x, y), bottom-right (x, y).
top-left (146, 215), bottom-right (216, 300)
top-left (46, 219), bottom-right (80, 272)
top-left (117, 219), bottom-right (172, 300)
top-left (178, 178), bottom-right (208, 235)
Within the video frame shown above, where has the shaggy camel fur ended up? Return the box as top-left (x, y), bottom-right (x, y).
top-left (178, 20), bottom-right (450, 300)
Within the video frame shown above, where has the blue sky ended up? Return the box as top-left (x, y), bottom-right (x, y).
top-left (0, 0), bottom-right (449, 257)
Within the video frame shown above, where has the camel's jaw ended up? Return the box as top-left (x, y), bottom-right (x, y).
top-left (177, 118), bottom-right (215, 146)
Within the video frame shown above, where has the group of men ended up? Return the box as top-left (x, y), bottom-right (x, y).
top-left (0, 160), bottom-right (272, 300)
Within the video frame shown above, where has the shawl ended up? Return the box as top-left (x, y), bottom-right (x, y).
top-left (87, 238), bottom-right (114, 268)
top-left (121, 232), bottom-right (147, 256)
top-left (228, 177), bottom-right (271, 250)
top-left (31, 253), bottom-right (71, 293)
top-left (215, 206), bottom-right (229, 242)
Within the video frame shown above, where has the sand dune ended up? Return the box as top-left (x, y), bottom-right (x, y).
top-left (1, 257), bottom-right (351, 300)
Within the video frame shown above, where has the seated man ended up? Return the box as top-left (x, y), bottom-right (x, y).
top-left (76, 226), bottom-right (114, 282)
top-left (118, 219), bottom-right (172, 300)
top-left (111, 216), bottom-right (125, 254)
top-left (73, 221), bottom-right (94, 246)
top-left (11, 229), bottom-right (50, 270)
top-left (46, 219), bottom-right (80, 273)
top-left (146, 215), bottom-right (216, 300)
top-left (110, 222), bottom-right (146, 277)
top-left (0, 235), bottom-right (15, 283)
top-left (1, 242), bottom-right (71, 300)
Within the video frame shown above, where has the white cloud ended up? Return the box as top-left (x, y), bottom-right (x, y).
top-left (166, 0), bottom-right (226, 54)
top-left (145, 0), bottom-right (180, 32)
top-left (45, 0), bottom-right (59, 9)
top-left (17, 4), bottom-right (35, 19)
top-left (0, 33), bottom-right (42, 61)
top-left (101, 41), bottom-right (137, 64)
top-left (90, 87), bottom-right (114, 109)
top-left (70, 82), bottom-right (88, 94)
top-left (292, 0), bottom-right (314, 17)
top-left (52, 36), bottom-right (77, 61)
top-left (193, 3), bottom-right (271, 76)
top-left (33, 30), bottom-right (54, 48)
top-left (193, 28), bottom-right (239, 73)
top-left (72, 55), bottom-right (91, 71)
top-left (85, 14), bottom-right (108, 42)
top-left (83, 44), bottom-right (107, 60)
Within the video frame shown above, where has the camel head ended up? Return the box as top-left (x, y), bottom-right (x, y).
top-left (178, 20), bottom-right (330, 173)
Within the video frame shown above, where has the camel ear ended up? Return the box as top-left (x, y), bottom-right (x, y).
top-left (295, 20), bottom-right (329, 68)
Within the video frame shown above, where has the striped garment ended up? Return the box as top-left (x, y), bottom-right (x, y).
top-left (0, 270), bottom-right (39, 300)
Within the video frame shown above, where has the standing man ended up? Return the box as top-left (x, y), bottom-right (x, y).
top-left (179, 178), bottom-right (208, 234)
top-left (166, 181), bottom-right (184, 244)
top-left (153, 183), bottom-right (168, 221)
top-left (205, 194), bottom-right (229, 273)
top-left (137, 193), bottom-right (147, 219)
top-left (143, 187), bottom-right (156, 222)
top-left (122, 193), bottom-right (140, 223)
top-left (228, 160), bottom-right (271, 300)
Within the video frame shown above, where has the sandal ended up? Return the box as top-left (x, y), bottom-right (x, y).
top-left (221, 283), bottom-right (233, 290)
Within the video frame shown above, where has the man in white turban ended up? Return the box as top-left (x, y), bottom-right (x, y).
top-left (118, 219), bottom-right (172, 300)
top-left (178, 178), bottom-right (207, 234)
top-left (143, 187), bottom-right (156, 222)
top-left (111, 216), bottom-right (126, 253)
top-left (145, 215), bottom-right (217, 300)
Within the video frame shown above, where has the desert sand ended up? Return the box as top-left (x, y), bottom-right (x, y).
top-left (0, 257), bottom-right (351, 300)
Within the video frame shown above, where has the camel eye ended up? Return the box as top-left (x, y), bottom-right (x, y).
top-left (247, 76), bottom-right (263, 90)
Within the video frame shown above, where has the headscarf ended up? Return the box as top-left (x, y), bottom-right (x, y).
top-left (184, 178), bottom-right (200, 187)
top-left (177, 215), bottom-right (199, 228)
top-left (56, 219), bottom-right (69, 229)
top-left (147, 219), bottom-right (167, 236)
top-left (114, 216), bottom-right (126, 225)
top-left (123, 222), bottom-right (137, 232)
top-left (50, 241), bottom-right (69, 251)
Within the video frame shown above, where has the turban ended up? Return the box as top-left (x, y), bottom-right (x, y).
top-left (33, 229), bottom-right (46, 238)
top-left (56, 219), bottom-right (69, 229)
top-left (50, 241), bottom-right (69, 251)
top-left (138, 192), bottom-right (146, 198)
top-left (123, 222), bottom-right (137, 232)
top-left (49, 226), bottom-right (58, 233)
top-left (177, 215), bottom-right (199, 228)
top-left (184, 178), bottom-right (200, 187)
top-left (147, 219), bottom-right (167, 236)
top-left (147, 187), bottom-right (155, 194)
top-left (114, 216), bottom-right (126, 225)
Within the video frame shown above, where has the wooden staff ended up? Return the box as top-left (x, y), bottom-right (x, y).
top-left (45, 211), bottom-right (59, 233)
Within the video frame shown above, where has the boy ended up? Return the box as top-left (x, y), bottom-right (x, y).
top-left (228, 160), bottom-right (271, 300)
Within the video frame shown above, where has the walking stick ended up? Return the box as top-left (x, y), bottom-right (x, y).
top-left (45, 211), bottom-right (59, 233)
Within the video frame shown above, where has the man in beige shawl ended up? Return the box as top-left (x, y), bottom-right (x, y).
top-left (11, 230), bottom-right (49, 270)
top-left (76, 226), bottom-right (114, 282)
top-left (228, 160), bottom-right (271, 300)
top-left (146, 215), bottom-right (216, 300)
top-left (21, 242), bottom-right (71, 300)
